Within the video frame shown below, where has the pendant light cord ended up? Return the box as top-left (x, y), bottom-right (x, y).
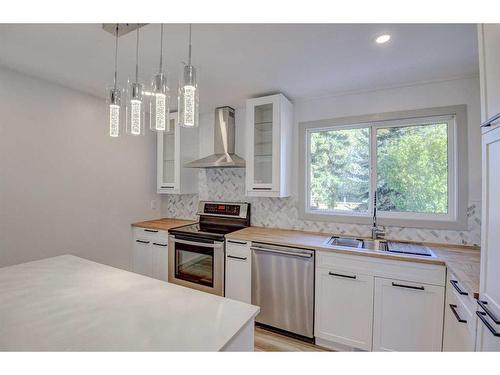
top-left (113, 24), bottom-right (119, 90)
top-left (159, 24), bottom-right (164, 73)
top-left (188, 23), bottom-right (192, 66)
top-left (135, 27), bottom-right (139, 82)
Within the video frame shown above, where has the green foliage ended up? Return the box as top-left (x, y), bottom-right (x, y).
top-left (310, 127), bottom-right (369, 211)
top-left (309, 122), bottom-right (448, 215)
top-left (377, 123), bottom-right (448, 213)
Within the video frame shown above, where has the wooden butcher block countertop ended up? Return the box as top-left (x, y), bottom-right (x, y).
top-left (227, 226), bottom-right (481, 298)
top-left (131, 218), bottom-right (195, 231)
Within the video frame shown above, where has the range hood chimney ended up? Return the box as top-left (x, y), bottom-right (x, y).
top-left (184, 106), bottom-right (245, 168)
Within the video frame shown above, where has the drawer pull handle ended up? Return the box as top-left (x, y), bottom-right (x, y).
top-left (449, 304), bottom-right (467, 323)
top-left (450, 279), bottom-right (468, 296)
top-left (144, 229), bottom-right (159, 233)
top-left (476, 311), bottom-right (500, 337)
top-left (252, 187), bottom-right (272, 190)
top-left (136, 240), bottom-right (150, 244)
top-left (392, 282), bottom-right (424, 291)
top-left (227, 240), bottom-right (247, 245)
top-left (152, 242), bottom-right (167, 247)
top-left (477, 300), bottom-right (500, 324)
top-left (328, 272), bottom-right (356, 279)
top-left (227, 255), bottom-right (247, 261)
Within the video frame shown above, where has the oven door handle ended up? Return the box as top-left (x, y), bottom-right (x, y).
top-left (173, 238), bottom-right (222, 248)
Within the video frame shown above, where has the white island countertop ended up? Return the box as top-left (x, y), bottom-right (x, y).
top-left (0, 255), bottom-right (259, 351)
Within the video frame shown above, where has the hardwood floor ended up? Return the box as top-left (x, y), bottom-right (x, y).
top-left (254, 326), bottom-right (331, 352)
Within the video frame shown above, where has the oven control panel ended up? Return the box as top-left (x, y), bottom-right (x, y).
top-left (204, 203), bottom-right (240, 216)
top-left (198, 201), bottom-right (249, 219)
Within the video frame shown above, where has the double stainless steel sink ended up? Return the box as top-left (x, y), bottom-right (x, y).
top-left (325, 236), bottom-right (434, 257)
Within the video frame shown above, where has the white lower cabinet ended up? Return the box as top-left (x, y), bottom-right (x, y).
top-left (133, 239), bottom-right (153, 277)
top-left (151, 241), bottom-right (169, 281)
top-left (225, 240), bottom-right (251, 303)
top-left (314, 250), bottom-right (446, 351)
top-left (372, 277), bottom-right (445, 351)
top-left (315, 268), bottom-right (373, 351)
top-left (132, 228), bottom-right (169, 281)
top-left (443, 273), bottom-right (476, 351)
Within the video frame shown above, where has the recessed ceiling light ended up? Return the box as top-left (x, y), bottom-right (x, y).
top-left (375, 34), bottom-right (391, 44)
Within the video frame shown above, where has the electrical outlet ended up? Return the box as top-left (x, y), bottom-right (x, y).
top-left (150, 199), bottom-right (158, 210)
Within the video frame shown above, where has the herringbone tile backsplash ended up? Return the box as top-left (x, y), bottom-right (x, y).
top-left (163, 169), bottom-right (481, 246)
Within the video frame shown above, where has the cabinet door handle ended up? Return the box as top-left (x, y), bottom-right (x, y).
top-left (391, 282), bottom-right (424, 291)
top-left (449, 304), bottom-right (467, 323)
top-left (252, 187), bottom-right (272, 190)
top-left (152, 242), bottom-right (167, 247)
top-left (136, 240), bottom-right (150, 244)
top-left (476, 311), bottom-right (500, 337)
top-left (144, 229), bottom-right (159, 233)
top-left (450, 279), bottom-right (468, 296)
top-left (477, 300), bottom-right (500, 324)
top-left (227, 255), bottom-right (247, 261)
top-left (328, 272), bottom-right (356, 279)
top-left (227, 240), bottom-right (247, 245)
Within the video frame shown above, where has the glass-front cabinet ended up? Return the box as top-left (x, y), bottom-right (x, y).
top-left (246, 94), bottom-right (293, 197)
top-left (157, 112), bottom-right (198, 194)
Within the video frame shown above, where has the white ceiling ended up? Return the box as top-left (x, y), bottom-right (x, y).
top-left (0, 24), bottom-right (478, 112)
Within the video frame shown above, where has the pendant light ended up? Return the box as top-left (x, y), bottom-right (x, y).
top-left (178, 24), bottom-right (199, 128)
top-left (149, 24), bottom-right (170, 132)
top-left (106, 24), bottom-right (123, 138)
top-left (126, 28), bottom-right (145, 136)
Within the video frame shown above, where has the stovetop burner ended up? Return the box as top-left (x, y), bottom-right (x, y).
top-left (169, 201), bottom-right (250, 241)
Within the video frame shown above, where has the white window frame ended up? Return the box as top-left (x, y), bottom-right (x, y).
top-left (298, 105), bottom-right (468, 230)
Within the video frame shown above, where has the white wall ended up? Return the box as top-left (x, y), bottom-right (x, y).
top-left (0, 67), bottom-right (159, 269)
top-left (198, 76), bottom-right (481, 202)
top-left (172, 76), bottom-right (481, 245)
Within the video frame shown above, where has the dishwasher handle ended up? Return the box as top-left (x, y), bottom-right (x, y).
top-left (251, 246), bottom-right (313, 259)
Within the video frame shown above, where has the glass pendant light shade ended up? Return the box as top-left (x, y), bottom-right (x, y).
top-left (126, 28), bottom-right (145, 136)
top-left (126, 80), bottom-right (145, 135)
top-left (106, 86), bottom-right (123, 137)
top-left (178, 63), bottom-right (199, 128)
top-left (149, 73), bottom-right (170, 132)
top-left (107, 24), bottom-right (123, 138)
top-left (149, 25), bottom-right (170, 132)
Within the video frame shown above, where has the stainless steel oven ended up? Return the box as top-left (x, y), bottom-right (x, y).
top-left (168, 235), bottom-right (225, 296)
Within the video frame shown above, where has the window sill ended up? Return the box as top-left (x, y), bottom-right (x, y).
top-left (300, 210), bottom-right (468, 231)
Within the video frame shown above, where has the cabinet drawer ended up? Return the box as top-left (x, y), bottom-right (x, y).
top-left (446, 272), bottom-right (476, 338)
top-left (317, 250), bottom-right (445, 286)
top-left (226, 240), bottom-right (250, 258)
top-left (133, 227), bottom-right (169, 241)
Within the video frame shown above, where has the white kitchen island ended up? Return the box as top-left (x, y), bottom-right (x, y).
top-left (0, 255), bottom-right (259, 351)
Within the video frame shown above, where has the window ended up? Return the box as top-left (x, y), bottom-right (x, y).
top-left (300, 106), bottom-right (468, 229)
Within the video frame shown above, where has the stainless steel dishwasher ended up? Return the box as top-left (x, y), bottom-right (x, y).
top-left (251, 242), bottom-right (315, 338)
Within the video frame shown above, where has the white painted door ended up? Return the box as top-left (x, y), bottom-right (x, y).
top-left (133, 239), bottom-right (153, 277)
top-left (479, 24), bottom-right (500, 129)
top-left (246, 95), bottom-right (279, 192)
top-left (476, 126), bottom-right (500, 350)
top-left (225, 240), bottom-right (251, 303)
top-left (373, 277), bottom-right (444, 351)
top-left (152, 241), bottom-right (169, 281)
top-left (315, 268), bottom-right (374, 351)
top-left (157, 113), bottom-right (179, 193)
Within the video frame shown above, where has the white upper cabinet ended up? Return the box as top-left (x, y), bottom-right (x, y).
top-left (157, 112), bottom-right (198, 194)
top-left (478, 24), bottom-right (500, 131)
top-left (246, 94), bottom-right (293, 197)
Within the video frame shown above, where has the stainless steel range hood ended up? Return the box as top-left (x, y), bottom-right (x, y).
top-left (184, 106), bottom-right (245, 168)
